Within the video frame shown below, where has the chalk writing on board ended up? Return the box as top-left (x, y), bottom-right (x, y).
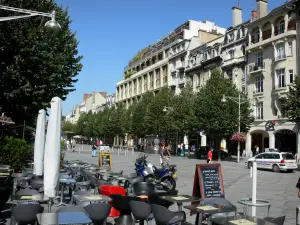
top-left (201, 166), bottom-right (222, 198)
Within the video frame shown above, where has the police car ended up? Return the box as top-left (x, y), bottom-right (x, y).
top-left (245, 151), bottom-right (297, 172)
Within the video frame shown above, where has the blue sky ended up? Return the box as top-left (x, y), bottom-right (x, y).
top-left (56, 0), bottom-right (283, 115)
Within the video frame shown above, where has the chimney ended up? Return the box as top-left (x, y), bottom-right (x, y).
top-left (252, 10), bottom-right (258, 19)
top-left (232, 6), bottom-right (242, 27)
top-left (257, 0), bottom-right (268, 18)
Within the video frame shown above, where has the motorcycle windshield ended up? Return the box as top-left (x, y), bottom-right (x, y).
top-left (135, 153), bottom-right (148, 164)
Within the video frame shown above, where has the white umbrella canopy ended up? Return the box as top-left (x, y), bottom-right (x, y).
top-left (33, 109), bottom-right (46, 176)
top-left (44, 97), bottom-right (62, 198)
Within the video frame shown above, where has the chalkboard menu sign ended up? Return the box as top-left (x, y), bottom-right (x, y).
top-left (192, 163), bottom-right (225, 200)
top-left (99, 152), bottom-right (112, 171)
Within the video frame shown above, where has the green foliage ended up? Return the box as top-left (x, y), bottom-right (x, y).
top-left (0, 0), bottom-right (83, 124)
top-left (285, 76), bottom-right (300, 123)
top-left (62, 121), bottom-right (75, 132)
top-left (144, 87), bottom-right (174, 136)
top-left (124, 71), bottom-right (133, 79)
top-left (194, 68), bottom-right (253, 140)
top-left (0, 137), bottom-right (33, 169)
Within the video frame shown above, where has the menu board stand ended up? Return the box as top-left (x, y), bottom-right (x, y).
top-left (98, 146), bottom-right (112, 171)
top-left (192, 163), bottom-right (225, 200)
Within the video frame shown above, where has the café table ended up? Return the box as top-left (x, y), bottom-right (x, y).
top-left (211, 215), bottom-right (276, 225)
top-left (11, 194), bottom-right (49, 203)
top-left (36, 212), bottom-right (92, 225)
top-left (73, 194), bottom-right (111, 204)
top-left (161, 195), bottom-right (200, 211)
top-left (184, 204), bottom-right (237, 225)
top-left (57, 178), bottom-right (76, 206)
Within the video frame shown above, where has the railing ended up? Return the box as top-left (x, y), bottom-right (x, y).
top-left (273, 84), bottom-right (286, 89)
top-left (249, 62), bottom-right (265, 73)
top-left (274, 54), bottom-right (286, 61)
top-left (253, 89), bottom-right (263, 94)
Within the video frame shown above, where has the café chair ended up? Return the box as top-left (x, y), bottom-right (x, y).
top-left (263, 216), bottom-right (285, 225)
top-left (151, 204), bottom-right (191, 225)
top-left (110, 194), bottom-right (141, 225)
top-left (133, 182), bottom-right (155, 196)
top-left (0, 185), bottom-right (11, 222)
top-left (148, 194), bottom-right (174, 209)
top-left (74, 180), bottom-right (92, 192)
top-left (129, 200), bottom-right (152, 225)
top-left (10, 203), bottom-right (43, 225)
top-left (84, 203), bottom-right (111, 225)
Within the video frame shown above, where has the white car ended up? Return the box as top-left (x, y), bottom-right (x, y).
top-left (245, 152), bottom-right (297, 172)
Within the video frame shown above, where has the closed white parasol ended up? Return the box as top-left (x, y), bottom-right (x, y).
top-left (44, 97), bottom-right (62, 208)
top-left (33, 109), bottom-right (46, 176)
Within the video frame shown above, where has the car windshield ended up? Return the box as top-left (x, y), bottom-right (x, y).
top-left (282, 153), bottom-right (295, 160)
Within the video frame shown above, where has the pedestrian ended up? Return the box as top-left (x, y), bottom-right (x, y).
top-left (207, 147), bottom-right (213, 164)
top-left (296, 177), bottom-right (300, 198)
top-left (255, 145), bottom-right (259, 155)
top-left (177, 143), bottom-right (181, 156)
top-left (67, 140), bottom-right (70, 151)
top-left (72, 139), bottom-right (76, 151)
top-left (160, 145), bottom-right (171, 167)
top-left (91, 143), bottom-right (97, 157)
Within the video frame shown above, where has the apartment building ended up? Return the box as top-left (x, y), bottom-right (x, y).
top-left (116, 20), bottom-right (226, 108)
top-left (245, 0), bottom-right (298, 154)
top-left (67, 92), bottom-right (108, 123)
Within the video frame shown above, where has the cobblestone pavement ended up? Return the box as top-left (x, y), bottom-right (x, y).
top-left (65, 150), bottom-right (300, 224)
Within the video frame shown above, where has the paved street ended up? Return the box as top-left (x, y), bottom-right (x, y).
top-left (65, 148), bottom-right (300, 224)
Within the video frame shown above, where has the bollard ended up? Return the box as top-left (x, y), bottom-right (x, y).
top-left (297, 206), bottom-right (300, 225)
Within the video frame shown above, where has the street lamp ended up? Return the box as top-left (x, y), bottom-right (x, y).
top-left (221, 93), bottom-right (248, 163)
top-left (0, 5), bottom-right (61, 30)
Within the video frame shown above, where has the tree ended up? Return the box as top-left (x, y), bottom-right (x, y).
top-left (0, 0), bottom-right (83, 125)
top-left (194, 68), bottom-right (253, 146)
top-left (285, 75), bottom-right (300, 125)
top-left (172, 83), bottom-right (197, 138)
top-left (62, 121), bottom-right (75, 132)
top-left (144, 87), bottom-right (174, 138)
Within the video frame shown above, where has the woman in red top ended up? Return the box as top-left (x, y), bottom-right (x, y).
top-left (207, 148), bottom-right (213, 163)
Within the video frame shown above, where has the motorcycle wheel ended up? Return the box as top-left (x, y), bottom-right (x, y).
top-left (161, 177), bottom-right (176, 191)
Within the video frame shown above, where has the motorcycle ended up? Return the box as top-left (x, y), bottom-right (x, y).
top-left (134, 153), bottom-right (177, 191)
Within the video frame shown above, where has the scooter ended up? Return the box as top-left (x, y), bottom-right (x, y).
top-left (134, 153), bottom-right (177, 191)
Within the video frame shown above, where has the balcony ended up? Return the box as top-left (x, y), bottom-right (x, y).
top-left (246, 30), bottom-right (297, 52)
top-left (177, 62), bottom-right (185, 71)
top-left (253, 89), bottom-right (264, 97)
top-left (273, 84), bottom-right (288, 97)
top-left (249, 62), bottom-right (266, 74)
top-left (221, 56), bottom-right (245, 68)
top-left (273, 54), bottom-right (286, 62)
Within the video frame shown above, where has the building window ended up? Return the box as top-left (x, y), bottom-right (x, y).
top-left (256, 102), bottom-right (263, 119)
top-left (276, 68), bottom-right (285, 88)
top-left (288, 42), bottom-right (293, 56)
top-left (255, 76), bottom-right (264, 93)
top-left (278, 20), bottom-right (285, 34)
top-left (289, 69), bottom-right (294, 83)
top-left (276, 43), bottom-right (285, 59)
top-left (197, 74), bottom-right (200, 86)
top-left (280, 99), bottom-right (286, 118)
top-left (229, 49), bottom-right (235, 59)
top-left (255, 52), bottom-right (263, 67)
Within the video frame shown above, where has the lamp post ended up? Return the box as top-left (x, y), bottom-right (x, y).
top-left (221, 93), bottom-right (248, 163)
top-left (0, 5), bottom-right (61, 29)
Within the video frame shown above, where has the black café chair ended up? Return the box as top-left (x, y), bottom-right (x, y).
top-left (11, 203), bottom-right (43, 225)
top-left (84, 203), bottom-right (111, 225)
top-left (151, 204), bottom-right (191, 225)
top-left (133, 182), bottom-right (155, 196)
top-left (0, 185), bottom-right (11, 222)
top-left (148, 194), bottom-right (174, 209)
top-left (263, 216), bottom-right (285, 225)
top-left (111, 194), bottom-right (141, 225)
top-left (129, 200), bottom-right (152, 225)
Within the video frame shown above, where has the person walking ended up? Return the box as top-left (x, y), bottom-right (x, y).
top-left (296, 177), bottom-right (300, 198)
top-left (207, 147), bottom-right (213, 164)
top-left (160, 145), bottom-right (171, 167)
top-left (91, 143), bottom-right (97, 157)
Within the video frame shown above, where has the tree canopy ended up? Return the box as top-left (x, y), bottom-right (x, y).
top-left (194, 68), bottom-right (253, 140)
top-left (0, 0), bottom-right (83, 124)
top-left (285, 75), bottom-right (300, 124)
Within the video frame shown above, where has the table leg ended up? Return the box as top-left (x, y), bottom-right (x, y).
top-left (177, 202), bottom-right (183, 211)
top-left (48, 198), bottom-right (53, 213)
top-left (196, 213), bottom-right (203, 225)
top-left (56, 183), bottom-right (66, 206)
